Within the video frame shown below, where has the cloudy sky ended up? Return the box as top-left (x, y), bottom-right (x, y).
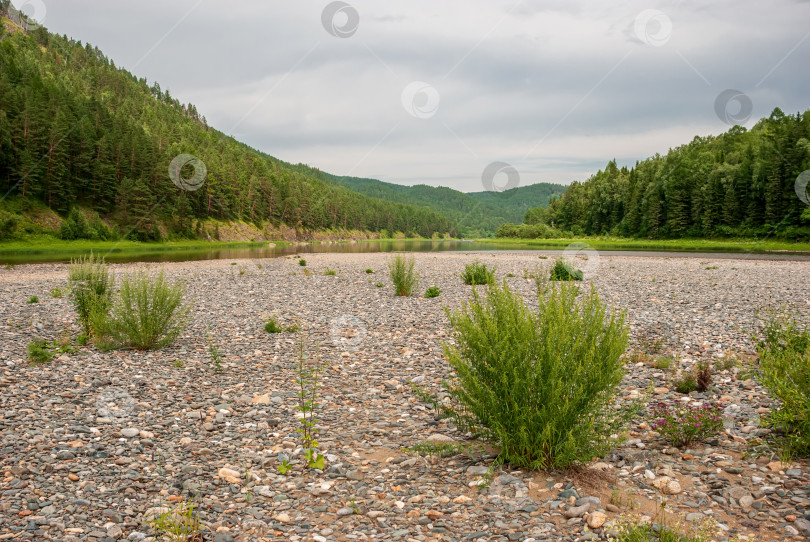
top-left (22, 0), bottom-right (810, 192)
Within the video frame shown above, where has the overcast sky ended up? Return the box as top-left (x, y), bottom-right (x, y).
top-left (21, 0), bottom-right (810, 192)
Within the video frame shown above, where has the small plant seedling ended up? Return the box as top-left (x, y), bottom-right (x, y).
top-left (207, 335), bottom-right (223, 373)
top-left (239, 268), bottom-right (245, 275)
top-left (77, 333), bottom-right (89, 346)
top-left (27, 295), bottom-right (39, 304)
top-left (231, 262), bottom-right (237, 265)
top-left (324, 268), bottom-right (337, 276)
top-left (538, 255), bottom-right (548, 259)
top-left (505, 273), bottom-right (516, 278)
top-left (265, 318), bottom-right (282, 333)
top-left (285, 322), bottom-right (301, 333)
top-left (277, 460), bottom-right (291, 475)
top-left (375, 282), bottom-right (384, 288)
top-left (257, 264), bottom-right (262, 269)
top-left (706, 266), bottom-right (718, 270)
top-left (50, 288), bottom-right (63, 298)
top-left (172, 359), bottom-right (185, 368)
top-left (299, 259), bottom-right (307, 266)
top-left (28, 340), bottom-right (54, 364)
top-left (424, 286), bottom-right (441, 298)
top-left (294, 334), bottom-right (327, 471)
top-left (365, 268), bottom-right (373, 274)
top-left (303, 268), bottom-right (312, 276)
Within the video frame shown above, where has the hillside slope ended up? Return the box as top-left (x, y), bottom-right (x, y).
top-left (0, 7), bottom-right (453, 241)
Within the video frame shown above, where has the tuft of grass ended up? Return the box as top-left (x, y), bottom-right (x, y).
top-left (148, 500), bottom-right (205, 542)
top-left (27, 295), bottom-right (39, 304)
top-left (374, 281), bottom-right (384, 288)
top-left (365, 268), bottom-right (374, 274)
top-left (550, 258), bottom-right (583, 281)
top-left (303, 268), bottom-right (312, 277)
top-left (389, 254), bottom-right (418, 297)
top-left (68, 253), bottom-right (113, 334)
top-left (299, 259), bottom-right (307, 266)
top-left (424, 286), bottom-right (441, 298)
top-left (91, 271), bottom-right (189, 350)
top-left (461, 261), bottom-right (495, 285)
top-left (50, 287), bottom-right (63, 298)
top-left (27, 340), bottom-right (55, 364)
top-left (674, 372), bottom-right (697, 394)
top-left (505, 272), bottom-right (516, 278)
top-left (323, 268), bottom-right (337, 276)
top-left (441, 280), bottom-right (631, 470)
top-left (653, 356), bottom-right (675, 371)
top-left (756, 308), bottom-right (810, 458)
top-left (265, 317), bottom-right (282, 333)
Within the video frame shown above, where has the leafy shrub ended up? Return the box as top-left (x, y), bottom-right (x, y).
top-left (28, 340), bottom-right (54, 364)
top-left (27, 295), bottom-right (38, 304)
top-left (675, 372), bottom-right (697, 394)
top-left (93, 271), bottom-right (189, 350)
top-left (299, 259), bottom-right (307, 266)
top-left (389, 254), bottom-right (418, 297)
top-left (68, 253), bottom-right (113, 334)
top-left (461, 261), bottom-right (495, 285)
top-left (549, 258), bottom-right (583, 281)
top-left (59, 208), bottom-right (112, 241)
top-left (441, 281), bottom-right (630, 470)
top-left (424, 286), bottom-right (441, 298)
top-left (757, 309), bottom-right (810, 457)
top-left (650, 402), bottom-right (723, 447)
top-left (324, 268), bottom-right (337, 276)
top-left (265, 318), bottom-right (282, 333)
top-left (365, 268), bottom-right (374, 274)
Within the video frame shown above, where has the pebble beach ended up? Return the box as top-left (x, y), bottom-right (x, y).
top-left (0, 251), bottom-right (809, 542)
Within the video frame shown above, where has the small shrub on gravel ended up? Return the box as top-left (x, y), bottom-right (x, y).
top-left (441, 280), bottom-right (630, 470)
top-left (389, 254), bottom-right (418, 296)
top-left (323, 268), bottom-right (337, 276)
top-left (614, 504), bottom-right (717, 542)
top-left (695, 362), bottom-right (712, 392)
top-left (757, 309), bottom-right (810, 457)
top-left (27, 340), bottom-right (54, 364)
top-left (265, 317), bottom-right (282, 333)
top-left (650, 402), bottom-right (723, 448)
top-left (93, 271), bottom-right (189, 350)
top-left (68, 253), bottom-right (113, 334)
top-left (50, 288), bottom-right (63, 298)
top-left (424, 286), bottom-right (441, 298)
top-left (374, 282), bottom-right (383, 288)
top-left (549, 258), bottom-right (583, 281)
top-left (675, 372), bottom-right (697, 394)
top-left (299, 259), bottom-right (307, 266)
top-left (365, 268), bottom-right (373, 274)
top-left (27, 295), bottom-right (38, 304)
top-left (461, 261), bottom-right (495, 285)
top-left (148, 500), bottom-right (204, 541)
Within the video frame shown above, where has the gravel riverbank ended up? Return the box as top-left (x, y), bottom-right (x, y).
top-left (0, 252), bottom-right (808, 541)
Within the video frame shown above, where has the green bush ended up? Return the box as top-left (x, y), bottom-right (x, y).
top-left (550, 258), bottom-right (583, 281)
top-left (675, 372), bottom-right (697, 394)
top-left (265, 318), bottom-right (282, 333)
top-left (389, 254), bottom-right (418, 297)
top-left (59, 208), bottom-right (111, 240)
top-left (28, 340), bottom-right (54, 364)
top-left (299, 259), bottom-right (307, 266)
top-left (68, 253), bottom-right (113, 334)
top-left (50, 288), bottom-right (63, 298)
top-left (424, 286), bottom-right (441, 298)
top-left (93, 271), bottom-right (189, 350)
top-left (324, 268), bottom-right (337, 276)
top-left (757, 309), bottom-right (810, 457)
top-left (365, 268), bottom-right (374, 274)
top-left (461, 261), bottom-right (495, 285)
top-left (441, 281), bottom-right (630, 470)
top-left (27, 295), bottom-right (38, 304)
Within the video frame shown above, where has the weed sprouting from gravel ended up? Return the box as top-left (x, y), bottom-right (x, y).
top-left (27, 340), bottom-right (54, 364)
top-left (27, 295), bottom-right (38, 303)
top-left (265, 317), bottom-right (282, 333)
top-left (299, 259), bottom-right (307, 266)
top-left (550, 258), bottom-right (583, 281)
top-left (68, 253), bottom-right (113, 334)
top-left (424, 286), bottom-right (441, 298)
top-left (294, 334), bottom-right (326, 470)
top-left (389, 254), bottom-right (418, 296)
top-left (461, 261), bottom-right (495, 285)
top-left (324, 268), bottom-right (337, 276)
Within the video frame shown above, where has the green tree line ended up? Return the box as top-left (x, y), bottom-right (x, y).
top-left (499, 109), bottom-right (810, 240)
top-left (0, 6), bottom-right (453, 241)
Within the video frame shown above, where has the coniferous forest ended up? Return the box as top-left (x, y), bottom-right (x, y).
top-left (500, 110), bottom-right (810, 241)
top-left (0, 6), bottom-right (455, 241)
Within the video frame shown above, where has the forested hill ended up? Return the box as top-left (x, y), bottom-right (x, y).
top-left (501, 109), bottom-right (810, 240)
top-left (322, 173), bottom-right (566, 237)
top-left (0, 7), bottom-right (454, 241)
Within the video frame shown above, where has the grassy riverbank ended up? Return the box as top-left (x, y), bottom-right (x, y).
top-left (484, 236), bottom-right (810, 253)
